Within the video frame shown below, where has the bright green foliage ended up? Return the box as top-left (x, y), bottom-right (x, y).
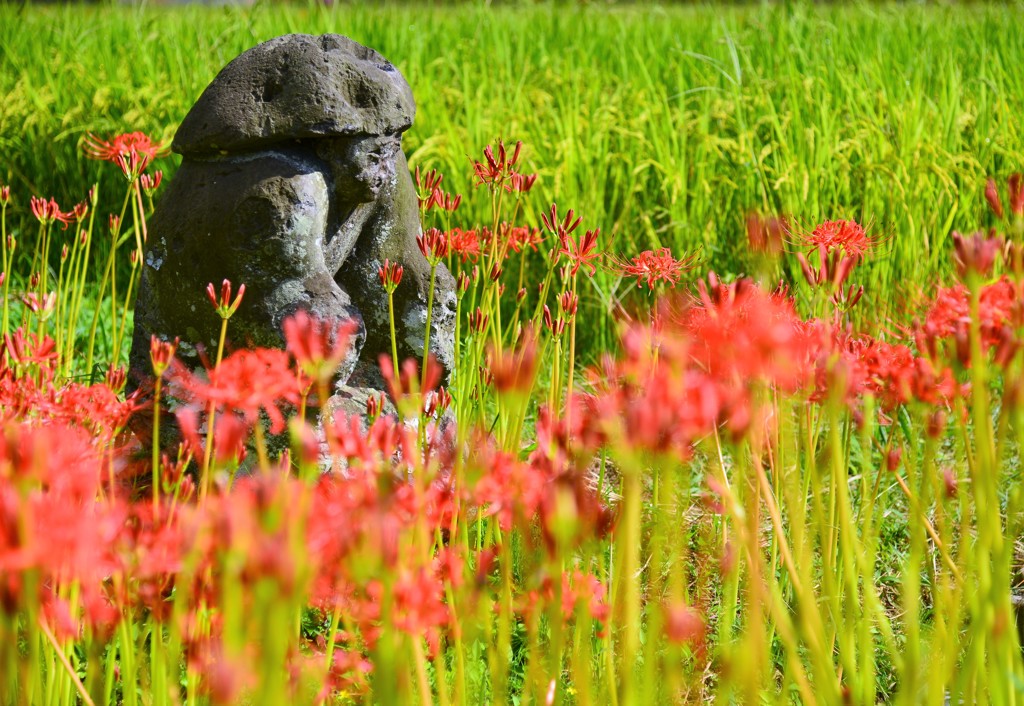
top-left (0, 3), bottom-right (1022, 356)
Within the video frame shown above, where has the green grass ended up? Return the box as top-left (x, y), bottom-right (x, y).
top-left (1, 1), bottom-right (1023, 356)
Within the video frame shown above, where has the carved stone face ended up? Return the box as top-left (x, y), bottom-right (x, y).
top-left (315, 134), bottom-right (402, 204)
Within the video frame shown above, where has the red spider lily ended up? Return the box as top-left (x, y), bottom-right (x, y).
top-left (206, 279), bottom-right (246, 320)
top-left (746, 212), bottom-right (787, 255)
top-left (67, 200), bottom-right (88, 224)
top-left (84, 131), bottom-right (165, 163)
top-left (1011, 174), bottom-right (1024, 216)
top-left (150, 336), bottom-right (179, 377)
top-left (366, 391), bottom-right (387, 419)
top-left (21, 292), bottom-right (55, 317)
top-left (323, 411), bottom-right (401, 470)
top-left (557, 228), bottom-right (600, 277)
top-left (986, 177), bottom-right (1005, 219)
top-left (472, 138), bottom-right (523, 190)
top-left (506, 224), bottom-right (544, 254)
top-left (540, 203), bottom-right (582, 239)
top-left (321, 649), bottom-right (373, 700)
top-left (563, 571), bottom-right (610, 625)
top-left (474, 444), bottom-right (546, 531)
top-left (468, 308), bottom-right (489, 334)
top-left (559, 291), bottom-right (578, 317)
top-left (820, 330), bottom-right (958, 409)
top-left (283, 310), bottom-right (357, 387)
top-left (194, 282), bottom-right (228, 329)
top-left (140, 170), bottom-right (163, 194)
top-left (610, 247), bottom-right (697, 290)
top-left (173, 348), bottom-right (301, 434)
top-left (105, 365), bottom-right (127, 393)
top-left (982, 172), bottom-right (1024, 220)
top-left (664, 602), bottom-right (706, 651)
top-left (487, 330), bottom-right (539, 394)
top-left (952, 230), bottom-right (1002, 279)
top-left (211, 411), bottom-right (249, 465)
top-left (378, 354), bottom-right (442, 406)
top-left (109, 214), bottom-right (121, 235)
top-left (423, 387), bottom-right (453, 417)
top-left (414, 166), bottom-right (444, 207)
top-left (83, 132), bottom-right (166, 180)
top-left (424, 187), bottom-right (462, 213)
top-left (543, 305), bottom-right (566, 337)
top-left (919, 276), bottom-right (1018, 366)
top-left (391, 568), bottom-right (451, 656)
top-left (0, 186), bottom-right (9, 207)
top-left (447, 228), bottom-right (481, 262)
top-left (509, 172), bottom-right (538, 193)
top-left (794, 245), bottom-right (859, 292)
top-left (416, 227), bottom-right (449, 265)
top-left (3, 329), bottom-right (58, 371)
top-left (377, 259), bottom-right (404, 292)
top-left (686, 275), bottom-right (820, 390)
top-left (30, 196), bottom-right (73, 228)
top-left (804, 219), bottom-right (874, 259)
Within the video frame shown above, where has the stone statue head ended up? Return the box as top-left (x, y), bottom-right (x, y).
top-left (173, 34), bottom-right (415, 159)
top-left (314, 133), bottom-right (403, 204)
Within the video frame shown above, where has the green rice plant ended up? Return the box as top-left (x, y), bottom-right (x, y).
top-left (1, 2), bottom-right (1022, 356)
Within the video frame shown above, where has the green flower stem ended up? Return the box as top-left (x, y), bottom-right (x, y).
top-left (65, 195), bottom-right (97, 374)
top-left (565, 273), bottom-right (579, 423)
top-left (388, 289), bottom-right (400, 381)
top-left (152, 375), bottom-right (163, 513)
top-left (85, 183), bottom-right (133, 380)
top-left (421, 262), bottom-right (438, 391)
top-left (201, 315), bottom-right (230, 500)
top-left (1, 203), bottom-right (9, 337)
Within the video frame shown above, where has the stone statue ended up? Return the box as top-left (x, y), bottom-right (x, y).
top-left (128, 34), bottom-right (457, 403)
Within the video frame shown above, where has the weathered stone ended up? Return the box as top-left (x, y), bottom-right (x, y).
top-left (174, 34), bottom-right (416, 157)
top-left (129, 33), bottom-right (456, 423)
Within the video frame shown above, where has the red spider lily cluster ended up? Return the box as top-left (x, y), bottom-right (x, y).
top-left (4, 132), bottom-right (1024, 704)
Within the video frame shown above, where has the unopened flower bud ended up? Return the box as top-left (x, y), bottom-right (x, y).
top-left (985, 177), bottom-right (1005, 219)
top-left (886, 446), bottom-right (902, 472)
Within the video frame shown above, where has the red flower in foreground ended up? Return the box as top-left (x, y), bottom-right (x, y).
top-left (487, 329), bottom-right (539, 394)
top-left (919, 276), bottom-right (1018, 366)
top-left (804, 219), bottom-right (873, 259)
top-left (283, 310), bottom-right (357, 386)
top-left (952, 231), bottom-right (1002, 279)
top-left (173, 348), bottom-right (301, 433)
top-left (610, 247), bottom-right (697, 290)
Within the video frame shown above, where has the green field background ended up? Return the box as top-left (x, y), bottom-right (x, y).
top-left (1, 2), bottom-right (1022, 353)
